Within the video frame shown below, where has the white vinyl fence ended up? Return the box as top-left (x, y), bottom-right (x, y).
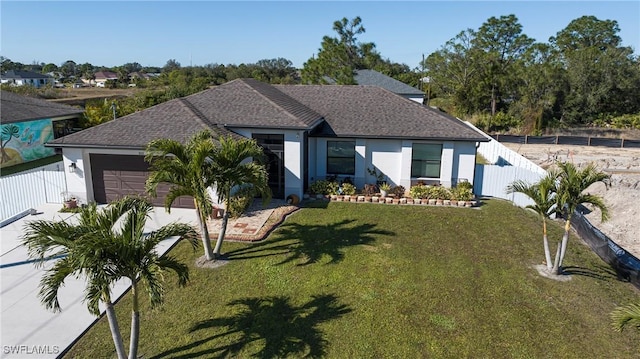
top-left (474, 164), bottom-right (544, 208)
top-left (1, 161), bottom-right (66, 224)
top-left (464, 121), bottom-right (547, 207)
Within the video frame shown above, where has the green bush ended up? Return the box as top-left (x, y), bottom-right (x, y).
top-left (451, 187), bottom-right (473, 201)
top-left (473, 111), bottom-right (523, 133)
top-left (341, 183), bottom-right (356, 195)
top-left (309, 179), bottom-right (340, 195)
top-left (227, 186), bottom-right (255, 218)
top-left (409, 185), bottom-right (430, 199)
top-left (429, 186), bottom-right (451, 200)
top-left (456, 181), bottom-right (473, 191)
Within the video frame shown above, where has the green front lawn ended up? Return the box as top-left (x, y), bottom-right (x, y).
top-left (65, 200), bottom-right (639, 358)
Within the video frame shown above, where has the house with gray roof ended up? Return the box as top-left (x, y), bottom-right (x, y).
top-left (0, 70), bottom-right (54, 88)
top-left (1, 91), bottom-right (84, 168)
top-left (353, 69), bottom-right (425, 103)
top-left (48, 78), bottom-right (486, 207)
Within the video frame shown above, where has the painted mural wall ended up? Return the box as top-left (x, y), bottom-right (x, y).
top-left (1, 119), bottom-right (55, 168)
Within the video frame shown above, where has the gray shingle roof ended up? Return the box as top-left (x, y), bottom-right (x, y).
top-left (48, 79), bottom-right (486, 149)
top-left (354, 70), bottom-right (424, 96)
top-left (185, 78), bottom-right (323, 129)
top-left (1, 91), bottom-right (84, 123)
top-left (1, 70), bottom-right (52, 80)
top-left (275, 85), bottom-right (486, 141)
top-left (48, 98), bottom-right (235, 149)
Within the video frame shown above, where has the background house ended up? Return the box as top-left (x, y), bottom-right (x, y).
top-left (93, 71), bottom-right (118, 87)
top-left (48, 79), bottom-right (486, 207)
top-left (353, 69), bottom-right (425, 104)
top-left (0, 70), bottom-right (54, 88)
top-left (1, 91), bottom-right (84, 168)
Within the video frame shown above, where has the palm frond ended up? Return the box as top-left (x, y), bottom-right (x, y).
top-left (611, 303), bottom-right (640, 332)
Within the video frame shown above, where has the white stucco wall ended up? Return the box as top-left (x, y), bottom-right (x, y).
top-left (309, 138), bottom-right (479, 191)
top-left (63, 147), bottom-right (145, 205)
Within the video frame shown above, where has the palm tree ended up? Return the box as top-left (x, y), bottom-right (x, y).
top-left (146, 130), bottom-right (218, 260)
top-left (506, 170), bottom-right (559, 271)
top-left (211, 136), bottom-right (271, 258)
top-left (612, 303), bottom-right (640, 332)
top-left (21, 197), bottom-right (198, 359)
top-left (553, 161), bottom-right (610, 274)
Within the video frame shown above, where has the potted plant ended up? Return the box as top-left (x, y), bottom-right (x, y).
top-left (379, 182), bottom-right (391, 198)
top-left (61, 191), bottom-right (78, 209)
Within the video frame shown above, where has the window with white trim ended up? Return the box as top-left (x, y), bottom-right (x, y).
top-left (411, 143), bottom-right (442, 178)
top-left (327, 141), bottom-right (355, 175)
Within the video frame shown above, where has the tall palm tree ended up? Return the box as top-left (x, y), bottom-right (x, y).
top-left (506, 170), bottom-right (559, 271)
top-left (146, 130), bottom-right (218, 260)
top-left (612, 303), bottom-right (640, 332)
top-left (211, 136), bottom-right (271, 258)
top-left (22, 197), bottom-right (198, 359)
top-left (553, 161), bottom-right (610, 274)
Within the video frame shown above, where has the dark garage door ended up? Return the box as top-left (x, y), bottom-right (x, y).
top-left (90, 154), bottom-right (194, 208)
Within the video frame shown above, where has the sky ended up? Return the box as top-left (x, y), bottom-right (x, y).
top-left (1, 1), bottom-right (639, 70)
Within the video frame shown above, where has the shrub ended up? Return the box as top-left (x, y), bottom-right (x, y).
top-left (391, 185), bottom-right (406, 197)
top-left (456, 181), bottom-right (473, 191)
top-left (341, 183), bottom-right (356, 195)
top-left (362, 184), bottom-right (377, 196)
top-left (227, 186), bottom-right (255, 218)
top-left (410, 185), bottom-right (430, 199)
top-left (451, 187), bottom-right (473, 201)
top-left (310, 180), bottom-right (329, 195)
top-left (429, 186), bottom-right (451, 200)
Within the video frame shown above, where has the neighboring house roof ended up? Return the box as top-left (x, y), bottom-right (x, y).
top-left (48, 78), bottom-right (486, 149)
top-left (353, 70), bottom-right (424, 97)
top-left (1, 70), bottom-right (52, 80)
top-left (0, 91), bottom-right (84, 123)
top-left (94, 71), bottom-right (118, 81)
top-left (276, 85), bottom-right (484, 141)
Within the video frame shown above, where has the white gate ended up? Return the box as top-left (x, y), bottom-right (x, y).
top-left (0, 162), bottom-right (66, 223)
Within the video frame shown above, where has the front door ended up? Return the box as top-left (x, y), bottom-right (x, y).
top-left (253, 134), bottom-right (285, 199)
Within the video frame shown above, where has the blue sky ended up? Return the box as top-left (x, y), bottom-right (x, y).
top-left (1, 1), bottom-right (638, 69)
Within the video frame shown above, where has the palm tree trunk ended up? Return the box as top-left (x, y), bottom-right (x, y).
top-left (557, 220), bottom-right (571, 269)
top-left (105, 300), bottom-right (127, 359)
top-left (212, 201), bottom-right (229, 259)
top-left (542, 219), bottom-right (552, 271)
top-left (128, 281), bottom-right (139, 359)
top-left (552, 240), bottom-right (562, 275)
top-left (194, 199), bottom-right (214, 260)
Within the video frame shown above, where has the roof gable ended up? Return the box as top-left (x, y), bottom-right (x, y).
top-left (1, 91), bottom-right (84, 123)
top-left (184, 78), bottom-right (323, 129)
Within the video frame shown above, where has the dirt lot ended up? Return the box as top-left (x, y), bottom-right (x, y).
top-left (503, 143), bottom-right (640, 258)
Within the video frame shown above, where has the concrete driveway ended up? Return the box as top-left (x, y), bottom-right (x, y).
top-left (0, 204), bottom-right (198, 359)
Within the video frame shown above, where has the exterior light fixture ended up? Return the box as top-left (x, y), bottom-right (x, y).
top-left (68, 162), bottom-right (77, 173)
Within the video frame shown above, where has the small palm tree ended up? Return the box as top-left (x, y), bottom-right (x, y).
top-left (22, 197), bottom-right (198, 359)
top-left (506, 170), bottom-right (559, 271)
top-left (553, 161), bottom-right (610, 274)
top-left (211, 136), bottom-right (271, 258)
top-left (146, 130), bottom-right (218, 260)
top-left (612, 303), bottom-right (640, 332)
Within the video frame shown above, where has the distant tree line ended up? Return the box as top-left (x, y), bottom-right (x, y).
top-left (421, 15), bottom-right (640, 133)
top-left (2, 14), bottom-right (639, 133)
